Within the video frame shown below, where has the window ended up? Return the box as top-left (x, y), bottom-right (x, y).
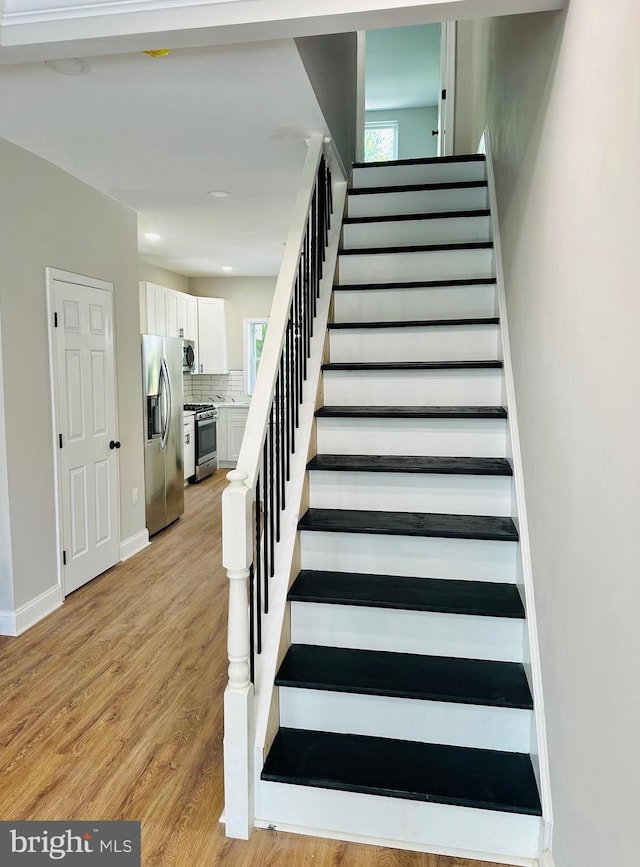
top-left (244, 318), bottom-right (269, 395)
top-left (364, 121), bottom-right (399, 162)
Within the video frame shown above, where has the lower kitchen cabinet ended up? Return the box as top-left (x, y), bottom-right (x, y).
top-left (184, 413), bottom-right (195, 481)
top-left (217, 406), bottom-right (249, 468)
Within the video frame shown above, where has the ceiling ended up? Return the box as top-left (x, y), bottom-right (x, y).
top-left (365, 24), bottom-right (442, 111)
top-left (0, 39), bottom-right (329, 276)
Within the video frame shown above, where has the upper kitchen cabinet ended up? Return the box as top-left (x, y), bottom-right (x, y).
top-left (140, 283), bottom-right (197, 340)
top-left (141, 281), bottom-right (167, 336)
top-left (187, 295), bottom-right (198, 342)
top-left (166, 289), bottom-right (192, 339)
top-left (197, 297), bottom-right (228, 374)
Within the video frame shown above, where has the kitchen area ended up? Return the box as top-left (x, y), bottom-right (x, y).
top-left (139, 274), bottom-right (266, 536)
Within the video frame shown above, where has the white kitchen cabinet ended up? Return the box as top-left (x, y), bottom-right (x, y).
top-left (197, 297), bottom-right (228, 374)
top-left (186, 295), bottom-right (198, 341)
top-left (166, 289), bottom-right (179, 338)
top-left (140, 283), bottom-right (197, 341)
top-left (227, 408), bottom-right (249, 463)
top-left (184, 413), bottom-right (195, 481)
top-left (217, 405), bottom-right (249, 468)
top-left (176, 292), bottom-right (190, 338)
top-left (141, 282), bottom-right (167, 336)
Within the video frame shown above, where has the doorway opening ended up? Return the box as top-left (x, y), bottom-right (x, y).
top-left (360, 22), bottom-right (456, 161)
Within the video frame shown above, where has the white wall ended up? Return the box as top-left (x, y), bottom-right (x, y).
top-left (190, 276), bottom-right (276, 371)
top-left (366, 106), bottom-right (438, 159)
top-left (0, 308), bottom-right (14, 611)
top-left (456, 5), bottom-right (640, 865)
top-left (0, 136), bottom-right (145, 611)
top-left (295, 32), bottom-right (358, 171)
top-left (139, 262), bottom-right (190, 295)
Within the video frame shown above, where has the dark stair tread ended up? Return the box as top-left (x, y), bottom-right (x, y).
top-left (349, 180), bottom-right (488, 196)
top-left (307, 454), bottom-right (512, 476)
top-left (289, 570), bottom-right (524, 619)
top-left (314, 405), bottom-right (507, 419)
top-left (276, 644), bottom-right (532, 708)
top-left (352, 154), bottom-right (486, 169)
top-left (322, 361), bottom-right (503, 371)
top-left (298, 509), bottom-right (519, 542)
top-left (328, 317), bottom-right (499, 330)
top-left (333, 277), bottom-right (497, 291)
top-left (343, 209), bottom-right (490, 225)
top-left (339, 242), bottom-right (493, 256)
top-left (262, 728), bottom-right (542, 816)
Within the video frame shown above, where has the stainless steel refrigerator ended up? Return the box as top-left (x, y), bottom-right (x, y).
top-left (142, 335), bottom-right (184, 536)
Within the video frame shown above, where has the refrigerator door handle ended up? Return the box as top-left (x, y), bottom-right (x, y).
top-left (160, 358), bottom-right (171, 449)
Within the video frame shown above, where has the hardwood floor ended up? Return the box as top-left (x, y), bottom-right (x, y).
top-left (0, 470), bottom-right (503, 867)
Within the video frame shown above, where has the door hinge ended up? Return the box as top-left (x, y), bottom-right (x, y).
top-left (442, 88), bottom-right (447, 100)
top-left (54, 311), bottom-right (58, 328)
top-left (62, 550), bottom-right (67, 566)
top-left (59, 433), bottom-right (63, 449)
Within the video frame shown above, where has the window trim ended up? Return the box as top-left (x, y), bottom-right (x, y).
top-left (364, 120), bottom-right (399, 162)
top-left (243, 317), bottom-right (269, 396)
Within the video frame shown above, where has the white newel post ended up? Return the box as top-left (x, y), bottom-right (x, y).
top-left (222, 470), bottom-right (255, 839)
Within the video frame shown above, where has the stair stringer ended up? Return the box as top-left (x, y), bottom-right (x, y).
top-left (481, 128), bottom-right (554, 856)
top-left (251, 181), bottom-right (347, 793)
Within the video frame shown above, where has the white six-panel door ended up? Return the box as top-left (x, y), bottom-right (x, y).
top-left (52, 275), bottom-right (119, 595)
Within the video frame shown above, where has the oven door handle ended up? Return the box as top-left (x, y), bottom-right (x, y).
top-left (160, 358), bottom-right (172, 449)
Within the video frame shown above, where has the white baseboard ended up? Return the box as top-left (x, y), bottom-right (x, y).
top-left (120, 529), bottom-right (150, 562)
top-left (253, 818), bottom-right (536, 867)
top-left (0, 584), bottom-right (63, 636)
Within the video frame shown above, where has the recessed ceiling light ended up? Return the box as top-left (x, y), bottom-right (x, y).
top-left (221, 266), bottom-right (233, 272)
top-left (45, 58), bottom-right (91, 76)
top-left (208, 191), bottom-right (230, 199)
top-left (144, 232), bottom-right (162, 242)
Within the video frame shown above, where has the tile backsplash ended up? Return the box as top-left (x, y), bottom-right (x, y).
top-left (183, 369), bottom-right (250, 403)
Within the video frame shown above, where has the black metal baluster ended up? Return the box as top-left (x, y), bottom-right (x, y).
top-left (249, 562), bottom-right (255, 682)
top-left (269, 401), bottom-right (275, 578)
top-left (262, 440), bottom-right (269, 612)
top-left (280, 352), bottom-right (287, 501)
top-left (311, 188), bottom-right (319, 308)
top-left (297, 261), bottom-right (305, 397)
top-left (318, 169), bottom-right (325, 280)
top-left (306, 222), bottom-right (313, 344)
top-left (274, 376), bottom-right (281, 540)
top-left (290, 305), bottom-right (298, 439)
top-left (327, 164), bottom-right (333, 233)
top-left (284, 333), bottom-right (292, 479)
top-left (255, 477), bottom-right (262, 654)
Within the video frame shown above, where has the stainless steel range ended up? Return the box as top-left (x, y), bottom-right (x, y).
top-left (184, 403), bottom-right (218, 482)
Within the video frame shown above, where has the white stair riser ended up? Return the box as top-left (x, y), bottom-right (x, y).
top-left (255, 781), bottom-right (541, 861)
top-left (347, 187), bottom-right (489, 218)
top-left (329, 324), bottom-right (500, 363)
top-left (334, 284), bottom-right (497, 322)
top-left (308, 470), bottom-right (512, 517)
top-left (316, 417), bottom-right (508, 458)
top-left (279, 687), bottom-right (531, 753)
top-left (351, 160), bottom-right (486, 188)
top-left (322, 368), bottom-right (503, 407)
top-left (338, 248), bottom-right (493, 285)
top-left (300, 530), bottom-right (518, 583)
top-left (291, 602), bottom-right (523, 662)
top-left (343, 216), bottom-right (491, 249)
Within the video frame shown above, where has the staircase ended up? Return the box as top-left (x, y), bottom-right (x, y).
top-left (254, 154), bottom-right (544, 864)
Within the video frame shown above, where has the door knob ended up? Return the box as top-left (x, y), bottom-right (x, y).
top-left (109, 440), bottom-right (121, 449)
top-left (431, 129), bottom-right (439, 136)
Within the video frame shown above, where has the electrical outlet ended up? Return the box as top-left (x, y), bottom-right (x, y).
top-left (132, 487), bottom-right (139, 505)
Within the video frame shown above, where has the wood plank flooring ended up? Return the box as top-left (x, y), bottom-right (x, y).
top-left (0, 470), bottom-right (504, 867)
